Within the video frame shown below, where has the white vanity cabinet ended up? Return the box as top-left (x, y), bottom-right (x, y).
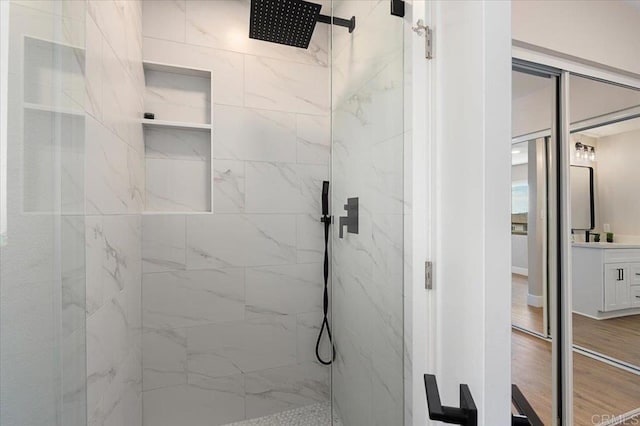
top-left (603, 263), bottom-right (631, 311)
top-left (573, 244), bottom-right (640, 319)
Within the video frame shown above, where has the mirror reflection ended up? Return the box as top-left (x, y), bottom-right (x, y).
top-left (569, 74), bottom-right (640, 421)
top-left (571, 115), bottom-right (640, 368)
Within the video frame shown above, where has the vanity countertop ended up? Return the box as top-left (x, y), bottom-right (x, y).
top-left (572, 242), bottom-right (640, 249)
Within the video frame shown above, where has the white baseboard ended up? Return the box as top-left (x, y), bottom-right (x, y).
top-left (527, 293), bottom-right (543, 308)
top-left (512, 267), bottom-right (528, 276)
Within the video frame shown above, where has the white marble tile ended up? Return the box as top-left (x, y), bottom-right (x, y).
top-left (85, 216), bottom-right (104, 317)
top-left (331, 328), bottom-right (374, 426)
top-left (213, 105), bottom-right (296, 163)
top-left (101, 215), bottom-right (142, 303)
top-left (244, 162), bottom-right (300, 213)
top-left (0, 344), bottom-right (59, 426)
top-left (0, 280), bottom-right (56, 360)
top-left (142, 0), bottom-right (186, 42)
top-left (142, 378), bottom-right (245, 426)
top-left (296, 114), bottom-right (330, 165)
top-left (143, 269), bottom-right (245, 330)
top-left (296, 214), bottom-right (326, 264)
top-left (245, 264), bottom-right (322, 317)
top-left (244, 215), bottom-right (297, 267)
top-left (144, 127), bottom-right (210, 161)
top-left (213, 160), bottom-right (245, 213)
top-left (244, 163), bottom-right (327, 214)
top-left (22, 110), bottom-right (84, 214)
top-left (296, 164), bottom-right (328, 214)
top-left (245, 56), bottom-right (329, 116)
top-left (186, 214), bottom-right (249, 268)
top-left (245, 363), bottom-right (329, 419)
top-left (101, 38), bottom-right (143, 152)
top-left (370, 135), bottom-right (404, 215)
top-left (89, 0), bottom-right (143, 85)
top-left (85, 116), bottom-right (143, 214)
top-left (184, 0), bottom-right (328, 67)
top-left (144, 68), bottom-right (211, 124)
top-left (143, 37), bottom-right (244, 107)
top-left (142, 328), bottom-right (187, 391)
top-left (186, 214), bottom-right (296, 268)
top-left (87, 296), bottom-right (129, 426)
top-left (186, 316), bottom-right (296, 378)
top-left (85, 16), bottom-right (103, 120)
top-left (296, 311), bottom-right (332, 364)
top-left (12, 0), bottom-right (86, 21)
top-left (62, 329), bottom-right (87, 426)
top-left (145, 158), bottom-right (211, 212)
top-left (142, 215), bottom-right (186, 273)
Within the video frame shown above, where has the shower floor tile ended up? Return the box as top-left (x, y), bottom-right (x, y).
top-left (222, 402), bottom-right (342, 426)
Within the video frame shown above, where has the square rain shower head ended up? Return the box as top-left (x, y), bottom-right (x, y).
top-left (249, 0), bottom-right (323, 49)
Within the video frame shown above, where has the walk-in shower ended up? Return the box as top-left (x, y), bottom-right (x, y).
top-left (1, 1), bottom-right (406, 425)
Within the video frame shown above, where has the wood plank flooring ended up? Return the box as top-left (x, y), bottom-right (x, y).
top-left (512, 330), bottom-right (640, 426)
top-left (512, 274), bottom-right (544, 334)
top-left (574, 313), bottom-right (640, 367)
top-left (512, 273), bottom-right (640, 368)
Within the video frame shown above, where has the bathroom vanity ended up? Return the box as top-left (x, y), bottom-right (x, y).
top-left (573, 243), bottom-right (640, 319)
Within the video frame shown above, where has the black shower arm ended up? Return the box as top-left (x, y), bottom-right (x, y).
top-left (317, 14), bottom-right (356, 33)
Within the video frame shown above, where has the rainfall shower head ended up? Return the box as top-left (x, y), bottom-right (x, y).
top-left (249, 0), bottom-right (355, 49)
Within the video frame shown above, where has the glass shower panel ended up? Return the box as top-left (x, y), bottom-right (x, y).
top-left (330, 1), bottom-right (404, 425)
top-left (1, 2), bottom-right (86, 426)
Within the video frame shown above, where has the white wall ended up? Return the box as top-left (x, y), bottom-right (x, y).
top-left (513, 0), bottom-right (640, 76)
top-left (140, 2), bottom-right (330, 424)
top-left (433, 1), bottom-right (512, 424)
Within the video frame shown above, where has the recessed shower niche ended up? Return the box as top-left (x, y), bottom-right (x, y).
top-left (142, 61), bottom-right (213, 213)
top-left (22, 36), bottom-right (85, 214)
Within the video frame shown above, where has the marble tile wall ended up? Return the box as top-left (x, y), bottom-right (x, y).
top-left (84, 1), bottom-right (145, 426)
top-left (330, 2), bottom-right (406, 426)
top-left (140, 1), bottom-right (330, 424)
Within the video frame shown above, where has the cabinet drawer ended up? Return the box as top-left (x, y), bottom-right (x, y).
top-left (630, 263), bottom-right (640, 285)
top-left (604, 249), bottom-right (640, 263)
top-left (631, 286), bottom-right (640, 307)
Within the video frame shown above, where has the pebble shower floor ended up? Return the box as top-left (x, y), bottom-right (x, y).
top-left (223, 402), bottom-right (343, 426)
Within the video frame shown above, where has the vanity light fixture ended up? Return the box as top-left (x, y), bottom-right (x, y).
top-left (575, 141), bottom-right (596, 162)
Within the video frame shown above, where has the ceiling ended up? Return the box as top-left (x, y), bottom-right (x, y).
top-left (512, 71), bottom-right (550, 100)
top-left (578, 116), bottom-right (640, 138)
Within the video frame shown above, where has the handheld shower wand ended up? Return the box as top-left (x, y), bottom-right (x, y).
top-left (316, 181), bottom-right (335, 365)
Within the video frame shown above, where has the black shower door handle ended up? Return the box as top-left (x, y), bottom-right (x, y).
top-left (424, 374), bottom-right (477, 426)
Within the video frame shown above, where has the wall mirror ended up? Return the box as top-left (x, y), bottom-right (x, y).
top-left (569, 165), bottom-right (594, 232)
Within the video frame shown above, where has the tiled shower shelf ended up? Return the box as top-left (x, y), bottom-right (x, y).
top-left (142, 60), bottom-right (213, 214)
top-left (24, 102), bottom-right (84, 117)
top-left (141, 118), bottom-right (211, 132)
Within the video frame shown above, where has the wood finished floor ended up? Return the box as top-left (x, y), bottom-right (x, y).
top-left (574, 313), bottom-right (640, 367)
top-left (513, 330), bottom-right (640, 426)
top-left (512, 274), bottom-right (544, 334)
top-left (511, 274), bottom-right (640, 367)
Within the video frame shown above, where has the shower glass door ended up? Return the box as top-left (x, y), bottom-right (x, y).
top-left (1, 2), bottom-right (87, 426)
top-left (330, 2), bottom-right (405, 425)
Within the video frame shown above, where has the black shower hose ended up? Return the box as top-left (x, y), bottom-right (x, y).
top-left (316, 216), bottom-right (336, 365)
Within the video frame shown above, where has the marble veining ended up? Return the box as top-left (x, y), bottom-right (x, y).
top-left (140, 1), bottom-right (331, 424)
